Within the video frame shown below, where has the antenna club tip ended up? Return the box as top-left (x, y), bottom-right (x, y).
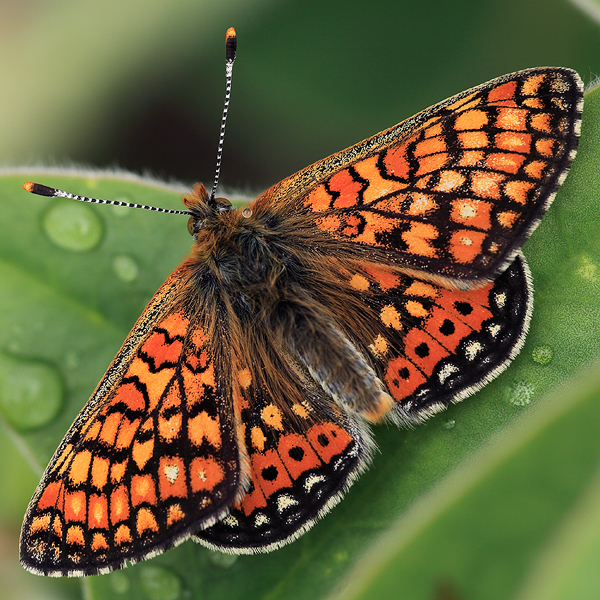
top-left (22, 182), bottom-right (56, 197)
top-left (225, 27), bottom-right (237, 61)
top-left (23, 182), bottom-right (35, 192)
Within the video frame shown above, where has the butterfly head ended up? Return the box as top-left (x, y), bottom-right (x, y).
top-left (183, 182), bottom-right (240, 238)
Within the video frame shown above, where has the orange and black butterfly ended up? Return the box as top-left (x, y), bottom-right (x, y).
top-left (20, 28), bottom-right (583, 576)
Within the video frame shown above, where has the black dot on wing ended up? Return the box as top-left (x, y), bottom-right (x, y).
top-left (261, 466), bottom-right (278, 481)
top-left (288, 446), bottom-right (305, 461)
top-left (317, 434), bottom-right (330, 447)
top-left (415, 342), bottom-right (430, 358)
top-left (439, 319), bottom-right (456, 335)
top-left (454, 301), bottom-right (473, 316)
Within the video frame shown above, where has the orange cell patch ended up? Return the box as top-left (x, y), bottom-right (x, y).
top-left (407, 193), bottom-right (437, 216)
top-left (99, 412), bottom-right (122, 446)
top-left (436, 287), bottom-right (493, 330)
top-left (66, 525), bottom-right (85, 546)
top-left (188, 411), bottom-right (221, 448)
top-left (167, 504), bottom-right (185, 527)
top-left (126, 358), bottom-right (175, 412)
top-left (404, 327), bottom-right (450, 376)
top-left (349, 273), bottom-right (370, 291)
top-left (252, 449), bottom-right (292, 497)
top-left (380, 305), bottom-right (402, 330)
top-left (458, 151), bottom-right (484, 167)
top-left (111, 381), bottom-right (145, 412)
top-left (159, 456), bottom-right (187, 499)
top-left (136, 507), bottom-right (159, 535)
top-left (384, 145), bottom-right (411, 180)
top-left (190, 456), bottom-right (225, 493)
top-left (142, 331), bottom-right (183, 367)
top-left (353, 154), bottom-right (405, 203)
top-left (131, 474), bottom-right (157, 506)
top-left (88, 494), bottom-right (109, 529)
top-left (342, 214), bottom-right (362, 237)
top-left (495, 131), bottom-right (531, 153)
top-left (450, 199), bottom-right (492, 230)
top-left (405, 300), bottom-right (429, 318)
top-left (251, 426), bottom-right (266, 451)
top-left (316, 215), bottom-right (340, 233)
top-left (261, 403), bottom-right (284, 430)
top-left (523, 97), bottom-right (544, 109)
top-left (132, 436), bottom-right (155, 470)
top-left (110, 460), bottom-right (128, 484)
top-left (158, 311), bottom-right (189, 338)
top-left (454, 109), bottom-right (488, 131)
top-left (425, 306), bottom-right (474, 352)
top-left (38, 480), bottom-right (64, 510)
top-left (525, 160), bottom-right (546, 179)
top-left (53, 515), bottom-right (63, 537)
top-left (83, 420), bottom-right (102, 442)
top-left (401, 222), bottom-right (439, 258)
top-left (158, 411), bottom-right (182, 443)
top-left (114, 524), bottom-right (132, 546)
top-left (364, 265), bottom-right (400, 291)
top-left (369, 334), bottom-right (389, 357)
top-left (115, 417), bottom-right (140, 450)
top-left (495, 107), bottom-right (527, 131)
top-left (182, 360), bottom-right (215, 408)
top-left (423, 121), bottom-right (443, 137)
top-left (68, 450), bottom-right (92, 486)
top-left (448, 230), bottom-right (487, 264)
top-left (110, 485), bottom-right (130, 525)
top-left (485, 152), bottom-right (525, 174)
top-left (292, 402), bottom-right (310, 418)
top-left (240, 482), bottom-right (268, 516)
top-left (458, 130), bottom-right (488, 149)
top-left (327, 169), bottom-right (362, 209)
top-left (536, 138), bottom-right (555, 156)
top-left (307, 422), bottom-right (353, 464)
top-left (91, 532), bottom-right (109, 552)
top-left (530, 113), bottom-right (552, 133)
top-left (65, 490), bottom-right (86, 523)
top-left (29, 514), bottom-right (51, 535)
top-left (415, 152), bottom-right (449, 175)
top-left (497, 211), bottom-right (520, 228)
top-left (488, 80), bottom-right (517, 102)
top-left (238, 368), bottom-right (252, 389)
top-left (385, 356), bottom-right (427, 402)
top-left (414, 136), bottom-right (447, 157)
top-left (404, 280), bottom-right (440, 298)
top-left (505, 180), bottom-right (535, 205)
top-left (278, 433), bottom-right (321, 479)
top-left (304, 185), bottom-right (332, 212)
top-left (470, 171), bottom-right (504, 199)
top-left (435, 170), bottom-right (466, 192)
top-left (522, 73), bottom-right (546, 95)
top-left (352, 212), bottom-right (397, 246)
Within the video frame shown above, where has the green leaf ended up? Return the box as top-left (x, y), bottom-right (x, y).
top-left (1, 76), bottom-right (600, 600)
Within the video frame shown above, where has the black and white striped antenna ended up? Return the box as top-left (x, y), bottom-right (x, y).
top-left (23, 27), bottom-right (238, 216)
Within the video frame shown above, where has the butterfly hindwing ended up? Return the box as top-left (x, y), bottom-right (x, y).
top-left (20, 267), bottom-right (245, 576)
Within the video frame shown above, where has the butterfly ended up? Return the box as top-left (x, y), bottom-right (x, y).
top-left (19, 28), bottom-right (583, 577)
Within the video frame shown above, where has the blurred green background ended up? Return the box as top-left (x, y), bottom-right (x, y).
top-left (2, 1), bottom-right (600, 599)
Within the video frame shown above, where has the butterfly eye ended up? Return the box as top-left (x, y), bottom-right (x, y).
top-left (187, 217), bottom-right (196, 236)
top-left (215, 197), bottom-right (233, 212)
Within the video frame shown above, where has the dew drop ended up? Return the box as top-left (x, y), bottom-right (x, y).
top-left (43, 199), bottom-right (103, 252)
top-left (140, 565), bottom-right (182, 600)
top-left (508, 380), bottom-right (535, 407)
top-left (576, 254), bottom-right (599, 283)
top-left (109, 570), bottom-right (130, 594)
top-left (209, 551), bottom-right (238, 568)
top-left (113, 254), bottom-right (139, 282)
top-left (0, 353), bottom-right (63, 430)
top-left (532, 345), bottom-right (554, 365)
top-left (442, 418), bottom-right (456, 430)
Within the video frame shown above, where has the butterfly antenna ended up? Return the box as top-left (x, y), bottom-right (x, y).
top-left (209, 27), bottom-right (237, 204)
top-left (22, 182), bottom-right (191, 215)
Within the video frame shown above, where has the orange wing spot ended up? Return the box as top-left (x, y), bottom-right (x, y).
top-left (305, 184), bottom-right (333, 212)
top-left (485, 152), bottom-right (525, 174)
top-left (38, 481), bottom-right (64, 510)
top-left (404, 328), bottom-right (450, 376)
top-left (384, 145), bottom-right (411, 180)
top-left (166, 504), bottom-right (185, 527)
top-left (454, 109), bottom-right (488, 131)
top-left (252, 449), bottom-right (292, 497)
top-left (458, 151), bottom-right (484, 167)
top-left (292, 402), bottom-right (310, 418)
top-left (536, 138), bottom-right (555, 156)
top-left (189, 456), bottom-right (225, 492)
top-left (261, 403), bottom-right (284, 430)
top-left (240, 482), bottom-right (268, 516)
top-left (136, 507), bottom-right (159, 535)
top-left (111, 381), bottom-right (145, 412)
top-left (405, 300), bottom-right (429, 318)
top-left (523, 97), bottom-right (544, 109)
top-left (307, 422), bottom-right (353, 464)
top-left (525, 160), bottom-right (546, 179)
top-left (353, 212), bottom-right (397, 246)
top-left (470, 171), bottom-right (504, 199)
top-left (316, 214), bottom-right (341, 233)
top-left (190, 326), bottom-right (207, 351)
top-left (328, 169), bottom-right (362, 209)
top-left (423, 121), bottom-right (444, 138)
top-left (349, 273), bottom-right (370, 291)
top-left (522, 73), bottom-right (546, 95)
top-left (448, 229), bottom-right (486, 263)
top-left (50, 444), bottom-right (73, 475)
top-left (53, 515), bottom-right (63, 537)
top-left (415, 152), bottom-right (449, 175)
top-left (91, 532), bottom-right (109, 552)
top-left (183, 361), bottom-right (215, 408)
top-left (436, 286), bottom-right (493, 330)
top-left (425, 307), bottom-right (474, 352)
top-left (114, 524), bottom-right (132, 546)
top-left (407, 193), bottom-right (437, 216)
top-left (238, 368), bottom-right (252, 389)
top-left (488, 80), bottom-right (517, 102)
top-left (68, 450), bottom-right (92, 486)
top-left (83, 420), bottom-right (102, 442)
top-left (188, 411), bottom-right (221, 449)
top-left (110, 486), bottom-right (130, 525)
top-left (414, 136), bottom-right (447, 157)
top-left (368, 334), bottom-right (389, 357)
top-left (142, 331), bottom-right (183, 367)
top-left (380, 305), bottom-right (402, 330)
top-left (157, 311), bottom-right (189, 338)
top-left (458, 130), bottom-right (488, 148)
top-left (385, 356), bottom-right (427, 401)
top-left (450, 199), bottom-right (492, 230)
top-left (132, 437), bottom-right (154, 470)
top-left (496, 107), bottom-right (528, 131)
top-left (416, 175), bottom-right (433, 189)
top-left (110, 460), bottom-right (128, 484)
top-left (66, 525), bottom-right (85, 546)
top-left (115, 417), bottom-right (140, 450)
top-left (497, 211), bottom-right (520, 228)
top-left (342, 214), bottom-right (362, 237)
top-left (495, 131), bottom-right (532, 153)
top-left (65, 491), bottom-right (86, 523)
top-left (131, 474), bottom-right (157, 507)
top-left (505, 180), bottom-right (535, 205)
top-left (364, 265), bottom-right (399, 290)
top-left (158, 412), bottom-right (182, 442)
top-left (405, 280), bottom-right (440, 298)
top-left (435, 170), bottom-right (466, 192)
top-left (401, 222), bottom-right (439, 258)
top-left (159, 456), bottom-right (187, 499)
top-left (530, 113), bottom-right (552, 133)
top-left (99, 412), bottom-right (122, 446)
top-left (278, 433), bottom-right (321, 479)
top-left (88, 494), bottom-right (109, 529)
top-left (251, 426), bottom-right (266, 451)
top-left (353, 154), bottom-right (406, 203)
top-left (126, 358), bottom-right (175, 412)
top-left (29, 514), bottom-right (51, 535)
